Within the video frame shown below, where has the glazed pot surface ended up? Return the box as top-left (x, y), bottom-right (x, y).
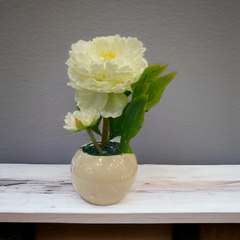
top-left (71, 148), bottom-right (138, 205)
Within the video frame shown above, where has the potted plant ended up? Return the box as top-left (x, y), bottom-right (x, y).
top-left (64, 35), bottom-right (176, 205)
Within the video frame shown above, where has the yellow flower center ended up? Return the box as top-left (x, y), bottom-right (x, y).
top-left (102, 52), bottom-right (115, 62)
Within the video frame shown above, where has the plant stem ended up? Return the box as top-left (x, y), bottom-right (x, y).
top-left (102, 117), bottom-right (109, 147)
top-left (86, 127), bottom-right (103, 154)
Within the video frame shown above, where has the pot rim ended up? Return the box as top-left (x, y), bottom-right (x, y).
top-left (78, 141), bottom-right (135, 158)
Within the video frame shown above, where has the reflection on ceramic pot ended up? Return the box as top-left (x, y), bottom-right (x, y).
top-left (70, 143), bottom-right (138, 206)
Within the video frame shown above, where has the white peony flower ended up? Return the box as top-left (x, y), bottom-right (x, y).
top-left (63, 108), bottom-right (100, 131)
top-left (66, 35), bottom-right (148, 118)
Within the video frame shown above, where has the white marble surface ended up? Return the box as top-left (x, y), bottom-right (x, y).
top-left (0, 164), bottom-right (240, 223)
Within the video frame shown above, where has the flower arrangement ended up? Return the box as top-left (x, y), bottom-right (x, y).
top-left (64, 35), bottom-right (176, 154)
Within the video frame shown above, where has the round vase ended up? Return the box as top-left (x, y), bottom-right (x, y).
top-left (70, 144), bottom-right (138, 206)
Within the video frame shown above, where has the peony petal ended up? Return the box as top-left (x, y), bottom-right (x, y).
top-left (63, 112), bottom-right (77, 130)
top-left (100, 93), bottom-right (128, 118)
top-left (73, 108), bottom-right (100, 127)
top-left (72, 40), bottom-right (90, 53)
top-left (83, 78), bottom-right (114, 90)
top-left (90, 61), bottom-right (105, 74)
top-left (89, 52), bottom-right (101, 61)
top-left (75, 89), bottom-right (108, 110)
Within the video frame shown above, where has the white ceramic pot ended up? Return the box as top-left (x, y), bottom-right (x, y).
top-left (70, 144), bottom-right (138, 206)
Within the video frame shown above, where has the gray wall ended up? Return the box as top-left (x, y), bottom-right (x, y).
top-left (0, 0), bottom-right (239, 164)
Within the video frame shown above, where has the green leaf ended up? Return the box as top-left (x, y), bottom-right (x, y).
top-left (90, 117), bottom-right (102, 136)
top-left (124, 91), bottom-right (132, 97)
top-left (143, 64), bottom-right (168, 82)
top-left (109, 104), bottom-right (128, 140)
top-left (121, 95), bottom-right (148, 142)
top-left (132, 82), bottom-right (151, 99)
top-left (118, 139), bottom-right (134, 153)
top-left (119, 95), bottom-right (148, 153)
top-left (146, 71), bottom-right (177, 111)
top-left (131, 64), bottom-right (168, 92)
top-left (109, 116), bottom-right (122, 140)
top-left (67, 130), bottom-right (80, 134)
